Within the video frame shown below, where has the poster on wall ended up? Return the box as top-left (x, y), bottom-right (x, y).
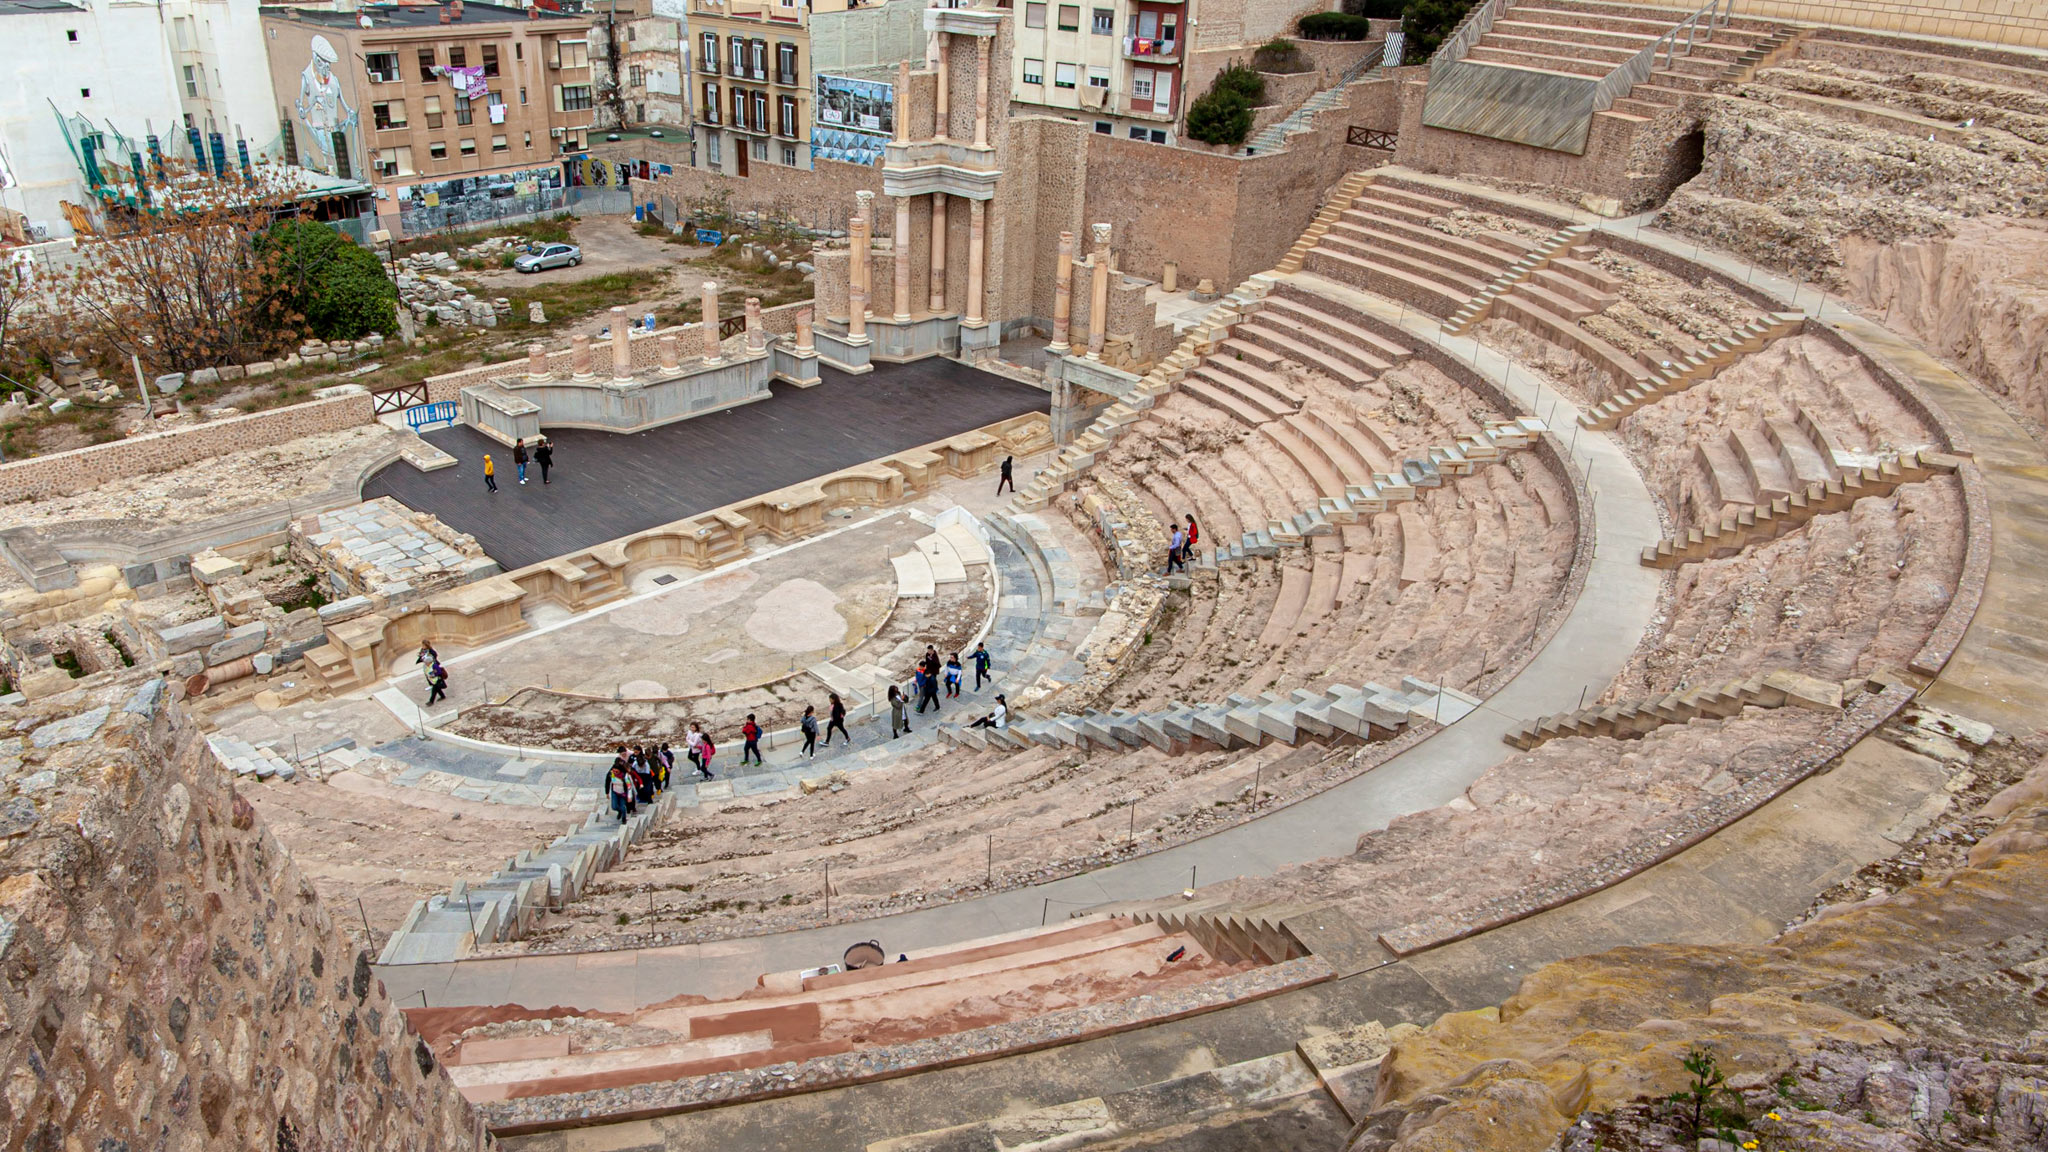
top-left (291, 32), bottom-right (358, 176)
top-left (393, 165), bottom-right (564, 231)
top-left (813, 74), bottom-right (892, 166)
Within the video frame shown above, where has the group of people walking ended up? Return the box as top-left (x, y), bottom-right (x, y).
top-left (605, 720), bottom-right (725, 822)
top-left (1163, 514), bottom-right (1202, 574)
top-left (483, 435), bottom-right (557, 493)
top-left (887, 642), bottom-right (1001, 738)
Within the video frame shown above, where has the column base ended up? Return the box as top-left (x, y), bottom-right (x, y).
top-left (958, 319), bottom-right (999, 363)
top-left (773, 346), bottom-right (824, 388)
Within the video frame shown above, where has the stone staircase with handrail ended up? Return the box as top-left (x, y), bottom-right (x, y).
top-left (1578, 311), bottom-right (1807, 430)
top-left (1502, 668), bottom-right (1849, 750)
top-left (1442, 223), bottom-right (1597, 335)
top-left (1640, 449), bottom-right (1961, 568)
top-left (1242, 52), bottom-right (1388, 156)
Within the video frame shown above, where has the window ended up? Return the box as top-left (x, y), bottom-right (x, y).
top-left (1132, 69), bottom-right (1153, 99)
top-left (515, 42), bottom-right (522, 61)
top-left (706, 133), bottom-right (721, 164)
top-left (523, 131), bottom-right (532, 148)
top-left (1162, 13), bottom-right (1178, 43)
top-left (700, 31), bottom-right (718, 74)
top-left (455, 92), bottom-right (474, 125)
top-left (1054, 62), bottom-right (1076, 89)
top-left (751, 90), bottom-right (767, 130)
top-left (429, 141), bottom-right (448, 159)
top-left (749, 38), bottom-right (766, 80)
top-left (629, 64), bottom-right (645, 88)
top-left (728, 36), bottom-right (745, 74)
top-left (519, 86), bottom-right (528, 104)
top-left (1022, 58), bottom-right (1043, 84)
top-left (777, 41), bottom-right (798, 85)
top-left (424, 94), bottom-right (444, 128)
top-left (448, 46), bottom-right (466, 68)
top-left (175, 18), bottom-right (190, 48)
top-left (1057, 4), bottom-right (1079, 30)
top-left (781, 144), bottom-right (796, 165)
top-left (752, 139), bottom-right (767, 160)
top-left (183, 65), bottom-right (201, 98)
top-left (65, 28), bottom-right (77, 41)
top-left (1149, 129), bottom-right (1167, 143)
top-left (418, 48), bottom-right (436, 82)
top-left (1087, 66), bottom-right (1109, 89)
top-left (555, 39), bottom-right (588, 69)
top-left (1091, 7), bottom-right (1112, 33)
top-left (731, 86), bottom-right (745, 128)
top-left (559, 84), bottom-right (593, 111)
top-left (79, 87), bottom-right (90, 98)
top-left (1024, 2), bottom-right (1044, 27)
top-left (482, 44), bottom-right (500, 76)
top-left (372, 100), bottom-right (407, 130)
top-left (459, 138), bottom-right (476, 156)
top-left (703, 81), bottom-right (720, 122)
top-left (1134, 10), bottom-right (1157, 37)
top-left (1094, 120), bottom-right (1111, 133)
top-left (365, 51), bottom-right (399, 82)
top-left (778, 94), bottom-right (796, 135)
top-left (1128, 126), bottom-right (1145, 139)
top-left (492, 134), bottom-right (508, 151)
top-left (374, 146), bottom-right (414, 177)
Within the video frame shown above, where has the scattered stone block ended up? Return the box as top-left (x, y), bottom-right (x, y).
top-left (188, 555), bottom-right (243, 585)
top-left (30, 706), bottom-right (111, 748)
top-left (159, 616), bottom-right (227, 654)
top-left (189, 367), bottom-right (220, 386)
top-left (204, 622), bottom-right (267, 665)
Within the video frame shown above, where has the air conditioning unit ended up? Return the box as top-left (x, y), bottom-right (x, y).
top-left (550, 126), bottom-right (565, 137)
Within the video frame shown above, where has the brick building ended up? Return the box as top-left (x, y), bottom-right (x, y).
top-left (260, 0), bottom-right (598, 235)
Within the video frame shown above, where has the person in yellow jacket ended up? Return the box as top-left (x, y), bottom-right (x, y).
top-left (483, 453), bottom-right (498, 493)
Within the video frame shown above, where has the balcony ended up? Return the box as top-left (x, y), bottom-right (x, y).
top-left (1122, 36), bottom-right (1178, 62)
top-left (775, 70), bottom-right (800, 87)
top-left (1117, 94), bottom-right (1177, 122)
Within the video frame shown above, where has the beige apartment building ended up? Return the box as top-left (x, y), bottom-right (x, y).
top-left (261, 0), bottom-right (597, 235)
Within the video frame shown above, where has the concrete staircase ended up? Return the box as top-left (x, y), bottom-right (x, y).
top-left (1464, 0), bottom-right (1786, 113)
top-left (1641, 450), bottom-right (1960, 568)
top-left (378, 797), bottom-right (675, 964)
top-left (1442, 223), bottom-right (1598, 335)
top-left (1502, 668), bottom-right (1847, 750)
top-left (1579, 311), bottom-right (1806, 429)
top-left (1301, 181), bottom-right (1531, 317)
top-left (1243, 54), bottom-right (1387, 156)
top-left (1274, 171), bottom-right (1381, 277)
top-left (938, 677), bottom-right (1483, 753)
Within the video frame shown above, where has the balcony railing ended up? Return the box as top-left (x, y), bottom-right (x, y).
top-left (1122, 36), bottom-right (1177, 59)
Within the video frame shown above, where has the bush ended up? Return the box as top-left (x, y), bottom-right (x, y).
top-left (1212, 63), bottom-right (1267, 106)
top-left (1185, 63), bottom-right (1265, 147)
top-left (1251, 38), bottom-right (1313, 74)
top-left (1297, 11), bottom-right (1373, 39)
top-left (258, 220), bottom-right (398, 342)
top-left (1403, 0), bottom-right (1475, 63)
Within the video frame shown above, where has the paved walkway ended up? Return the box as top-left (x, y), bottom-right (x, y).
top-left (364, 360), bottom-right (1048, 571)
top-left (375, 273), bottom-right (1668, 1008)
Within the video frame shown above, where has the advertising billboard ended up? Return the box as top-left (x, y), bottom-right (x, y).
top-left (813, 74), bottom-right (893, 166)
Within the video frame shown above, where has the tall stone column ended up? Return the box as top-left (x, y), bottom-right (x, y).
top-left (745, 296), bottom-right (765, 350)
top-left (570, 333), bottom-right (593, 380)
top-left (853, 190), bottom-right (875, 318)
top-left (966, 197), bottom-right (987, 326)
top-left (658, 334), bottom-right (679, 372)
top-left (609, 306), bottom-right (632, 379)
top-left (896, 60), bottom-right (911, 145)
top-left (1087, 223), bottom-right (1111, 362)
top-left (929, 194), bottom-right (948, 312)
top-left (936, 35), bottom-right (951, 137)
top-left (701, 280), bottom-right (722, 363)
top-left (527, 342), bottom-right (550, 380)
top-left (849, 285), bottom-right (868, 339)
top-left (893, 195), bottom-right (913, 322)
top-left (1048, 230), bottom-right (1075, 354)
top-left (796, 306), bottom-right (815, 352)
top-left (974, 36), bottom-right (991, 149)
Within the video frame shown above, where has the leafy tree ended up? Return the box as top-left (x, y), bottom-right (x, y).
top-left (1403, 0), bottom-right (1476, 64)
top-left (1213, 63), bottom-right (1268, 106)
top-left (1186, 62), bottom-right (1267, 148)
top-left (1341, 0), bottom-right (1407, 15)
top-left (258, 218), bottom-right (398, 342)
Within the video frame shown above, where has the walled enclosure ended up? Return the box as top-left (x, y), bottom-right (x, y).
top-left (0, 678), bottom-right (481, 1150)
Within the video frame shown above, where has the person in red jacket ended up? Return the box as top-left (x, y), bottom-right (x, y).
top-left (1184, 514), bottom-right (1200, 565)
top-left (741, 713), bottom-right (763, 765)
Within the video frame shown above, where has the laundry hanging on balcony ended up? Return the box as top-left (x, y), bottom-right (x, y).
top-left (446, 66), bottom-right (489, 99)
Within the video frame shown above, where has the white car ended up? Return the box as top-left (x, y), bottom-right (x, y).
top-left (514, 243), bottom-right (582, 272)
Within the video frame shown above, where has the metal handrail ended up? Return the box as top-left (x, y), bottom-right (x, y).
top-left (1427, 0), bottom-right (1507, 73)
top-left (1591, 0), bottom-right (1733, 111)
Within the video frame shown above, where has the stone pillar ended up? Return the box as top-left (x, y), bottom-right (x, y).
top-left (658, 333), bottom-right (679, 372)
top-left (1051, 374), bottom-right (1081, 446)
top-left (966, 197), bottom-right (987, 327)
top-left (701, 280), bottom-right (722, 363)
top-left (1049, 230), bottom-right (1075, 355)
top-left (896, 59), bottom-right (911, 145)
top-left (570, 333), bottom-right (593, 379)
top-left (1088, 223), bottom-right (1111, 362)
top-left (609, 306), bottom-right (632, 379)
top-left (796, 306), bottom-right (815, 352)
top-left (929, 194), bottom-right (948, 313)
top-left (974, 36), bottom-right (991, 149)
top-left (1162, 260), bottom-right (1179, 293)
top-left (745, 296), bottom-right (765, 350)
top-left (893, 195), bottom-right (913, 322)
top-left (935, 33), bottom-right (950, 137)
top-left (526, 342), bottom-right (549, 381)
top-left (848, 285), bottom-right (868, 339)
top-left (853, 190), bottom-right (875, 318)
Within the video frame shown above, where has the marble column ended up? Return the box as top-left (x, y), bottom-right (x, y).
top-left (966, 197), bottom-right (987, 326)
top-left (609, 306), bottom-right (632, 379)
top-left (896, 59), bottom-right (911, 145)
top-left (1087, 223), bottom-right (1111, 362)
top-left (796, 307), bottom-right (815, 352)
top-left (745, 296), bottom-right (765, 350)
top-left (974, 37), bottom-right (991, 149)
top-left (1048, 230), bottom-right (1075, 354)
top-left (853, 190), bottom-right (875, 318)
top-left (893, 195), bottom-right (913, 322)
top-left (929, 194), bottom-right (948, 312)
top-left (848, 285), bottom-right (868, 339)
top-left (570, 333), bottom-right (593, 379)
top-left (700, 281), bottom-right (722, 363)
top-left (935, 33), bottom-right (950, 137)
top-left (526, 342), bottom-right (550, 381)
top-left (658, 334), bottom-right (679, 372)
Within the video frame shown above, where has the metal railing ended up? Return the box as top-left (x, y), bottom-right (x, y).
top-left (1346, 126), bottom-right (1397, 149)
top-left (1591, 0), bottom-right (1733, 111)
top-left (1427, 0), bottom-right (1507, 72)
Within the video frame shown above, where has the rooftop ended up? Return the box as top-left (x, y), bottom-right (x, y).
top-left (262, 0), bottom-right (587, 29)
top-left (0, 0), bottom-right (86, 15)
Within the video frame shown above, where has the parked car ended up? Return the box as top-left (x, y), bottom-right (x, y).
top-left (514, 243), bottom-right (582, 272)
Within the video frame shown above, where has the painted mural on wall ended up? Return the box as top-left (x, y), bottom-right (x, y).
top-left (813, 74), bottom-right (892, 166)
top-left (294, 34), bottom-right (358, 174)
top-left (391, 165), bottom-right (565, 232)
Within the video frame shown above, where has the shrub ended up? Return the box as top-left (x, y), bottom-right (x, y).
top-left (1403, 0), bottom-right (1476, 63)
top-left (1212, 63), bottom-right (1267, 106)
top-left (1251, 38), bottom-right (1313, 74)
top-left (258, 220), bottom-right (398, 342)
top-left (1298, 11), bottom-right (1373, 39)
top-left (1185, 64), bottom-right (1265, 147)
top-left (1341, 0), bottom-right (1406, 15)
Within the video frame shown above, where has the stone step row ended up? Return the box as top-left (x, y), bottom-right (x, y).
top-left (1579, 311), bottom-right (1807, 429)
top-left (938, 677), bottom-right (1483, 754)
top-left (1441, 223), bottom-right (1596, 336)
top-left (1641, 450), bottom-right (1960, 568)
top-left (1502, 668), bottom-right (1848, 750)
top-left (206, 734), bottom-right (307, 781)
top-left (1273, 171), bottom-right (1381, 278)
top-left (378, 797), bottom-right (675, 965)
top-left (1209, 418), bottom-right (1546, 567)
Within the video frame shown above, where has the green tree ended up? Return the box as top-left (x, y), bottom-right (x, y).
top-left (259, 219), bottom-right (397, 342)
top-left (1403, 0), bottom-right (1476, 64)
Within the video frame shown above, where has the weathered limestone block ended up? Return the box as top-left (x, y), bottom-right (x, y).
top-left (204, 621), bottom-right (267, 666)
top-left (158, 616), bottom-right (227, 655)
top-left (189, 554), bottom-right (244, 585)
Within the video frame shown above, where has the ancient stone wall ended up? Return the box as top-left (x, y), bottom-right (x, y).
top-left (0, 677), bottom-right (483, 1151)
top-left (1741, 0), bottom-right (2048, 48)
top-left (612, 140), bottom-right (886, 236)
top-left (1005, 116), bottom-right (1090, 329)
top-left (0, 393), bottom-right (377, 503)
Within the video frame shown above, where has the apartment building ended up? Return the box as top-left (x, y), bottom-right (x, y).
top-left (261, 0), bottom-right (597, 235)
top-left (590, 10), bottom-right (689, 129)
top-left (1010, 0), bottom-right (1179, 143)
